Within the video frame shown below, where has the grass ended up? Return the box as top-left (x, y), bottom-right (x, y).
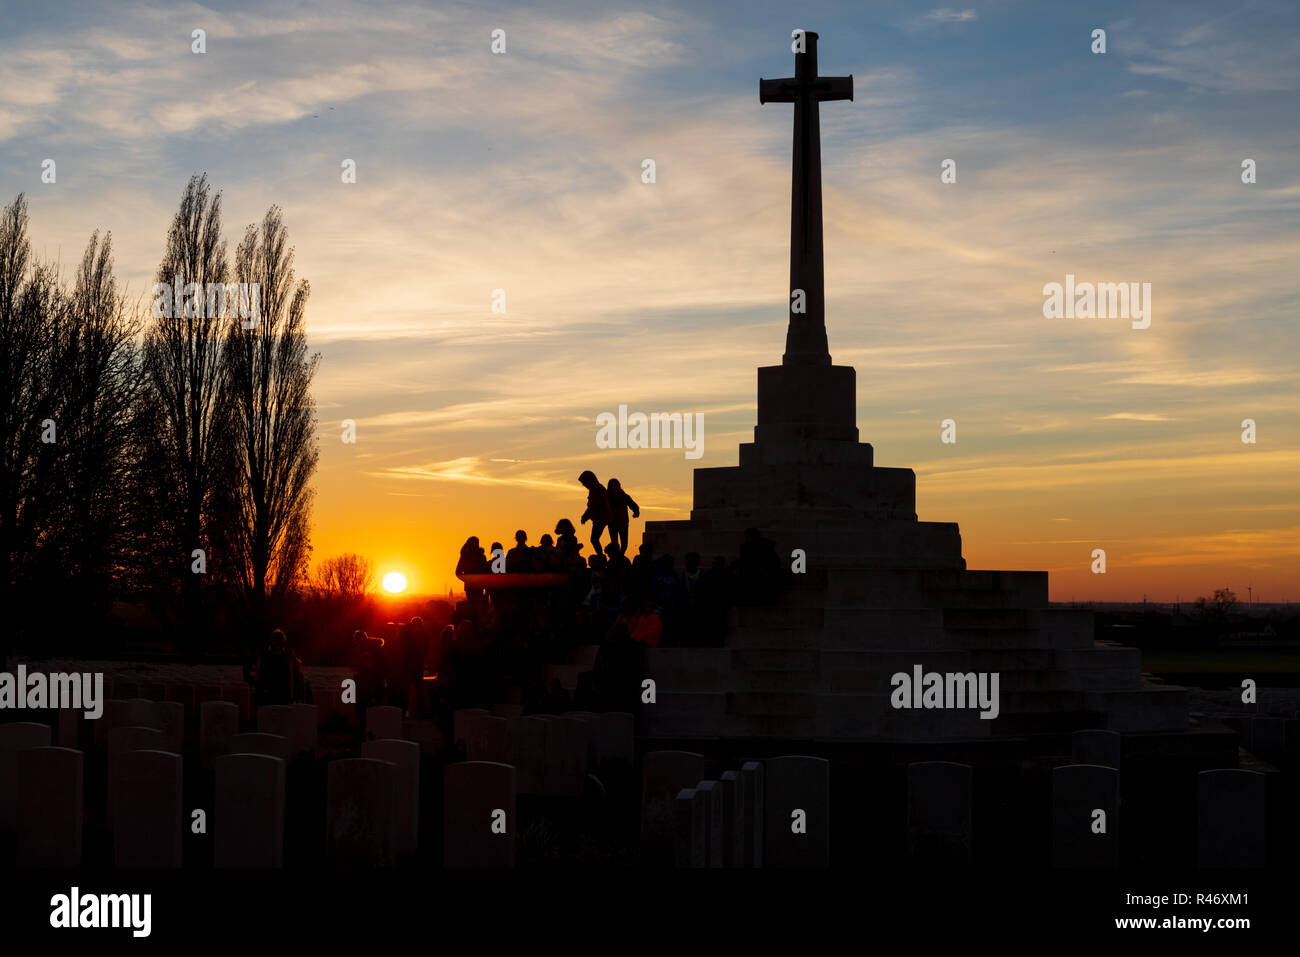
top-left (1141, 650), bottom-right (1300, 673)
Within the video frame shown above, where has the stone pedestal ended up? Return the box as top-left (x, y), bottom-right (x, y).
top-left (641, 351), bottom-right (1188, 744)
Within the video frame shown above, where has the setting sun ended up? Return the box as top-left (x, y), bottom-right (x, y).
top-left (381, 571), bottom-right (408, 594)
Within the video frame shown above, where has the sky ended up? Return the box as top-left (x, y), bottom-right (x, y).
top-left (1, 0), bottom-right (1297, 601)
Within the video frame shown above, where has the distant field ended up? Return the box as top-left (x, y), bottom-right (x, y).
top-left (1142, 650), bottom-right (1300, 674)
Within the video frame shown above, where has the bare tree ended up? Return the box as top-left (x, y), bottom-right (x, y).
top-left (222, 206), bottom-right (319, 630)
top-left (0, 194), bottom-right (63, 649)
top-left (0, 195), bottom-right (149, 652)
top-left (45, 230), bottom-right (146, 611)
top-left (313, 553), bottom-right (375, 602)
top-left (142, 174), bottom-right (231, 644)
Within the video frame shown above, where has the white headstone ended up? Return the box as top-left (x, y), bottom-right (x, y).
top-left (740, 761), bottom-right (764, 867)
top-left (201, 701), bottom-right (241, 770)
top-left (0, 721), bottom-right (51, 832)
top-left (443, 761), bottom-right (515, 868)
top-left (1051, 764), bottom-right (1119, 868)
top-left (112, 749), bottom-right (183, 867)
top-left (764, 755), bottom-right (829, 867)
top-left (719, 770), bottom-right (743, 867)
top-left (215, 753), bottom-right (285, 867)
top-left (362, 739), bottom-right (420, 857)
top-left (107, 726), bottom-right (165, 823)
top-left (642, 750), bottom-right (706, 845)
top-left (675, 787), bottom-right (706, 868)
top-left (16, 746), bottom-right (82, 867)
top-left (326, 757), bottom-right (397, 867)
top-left (697, 779), bottom-right (725, 867)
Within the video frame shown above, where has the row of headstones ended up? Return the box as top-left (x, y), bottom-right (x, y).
top-left (1, 721), bottom-right (187, 867)
top-left (660, 735), bottom-right (1270, 869)
top-left (104, 678), bottom-right (354, 731)
top-left (662, 754), bottom-right (826, 867)
top-left (109, 679), bottom-right (254, 723)
top-left (1219, 713), bottom-right (1300, 758)
top-left (1, 729), bottom-right (427, 868)
top-left (1, 702), bottom-right (445, 867)
top-left (452, 708), bottom-right (634, 795)
top-left (95, 698), bottom-right (442, 771)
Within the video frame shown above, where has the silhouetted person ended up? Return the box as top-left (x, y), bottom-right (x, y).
top-left (579, 470), bottom-right (612, 555)
top-left (350, 629), bottom-right (387, 724)
top-left (252, 628), bottom-right (295, 706)
top-left (400, 616), bottom-right (430, 717)
top-left (604, 540), bottom-right (631, 575)
top-left (614, 596), bottom-right (662, 648)
top-left (606, 478), bottom-right (640, 555)
top-left (632, 541), bottom-right (655, 575)
top-left (536, 533), bottom-right (560, 570)
top-left (457, 536), bottom-right (489, 607)
top-left (683, 552), bottom-right (702, 602)
top-left (489, 541), bottom-right (505, 572)
top-left (555, 518), bottom-right (581, 556)
top-left (507, 529), bottom-right (534, 572)
top-left (653, 553), bottom-right (681, 618)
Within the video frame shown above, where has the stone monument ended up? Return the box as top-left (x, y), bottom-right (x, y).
top-left (642, 33), bottom-right (1189, 743)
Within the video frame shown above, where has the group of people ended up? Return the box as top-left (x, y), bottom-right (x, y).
top-left (244, 471), bottom-right (788, 742)
top-left (244, 468), bottom-right (788, 736)
top-left (438, 471), bottom-right (789, 715)
top-left (349, 616), bottom-right (437, 721)
top-left (455, 471), bottom-right (641, 580)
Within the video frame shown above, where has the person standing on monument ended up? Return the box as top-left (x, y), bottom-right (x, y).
top-left (606, 477), bottom-right (640, 555)
top-left (578, 470), bottom-right (612, 555)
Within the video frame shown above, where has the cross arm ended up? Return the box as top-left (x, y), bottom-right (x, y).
top-left (813, 75), bottom-right (853, 102)
top-left (759, 77), bottom-right (797, 104)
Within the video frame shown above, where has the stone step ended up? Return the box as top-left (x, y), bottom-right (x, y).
top-left (729, 692), bottom-right (816, 717)
top-left (643, 686), bottom-right (1190, 742)
top-left (942, 607), bottom-right (1032, 630)
top-left (1084, 686), bottom-right (1189, 733)
top-left (1059, 646), bottom-right (1142, 690)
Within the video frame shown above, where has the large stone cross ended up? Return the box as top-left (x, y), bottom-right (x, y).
top-left (760, 31), bottom-right (852, 366)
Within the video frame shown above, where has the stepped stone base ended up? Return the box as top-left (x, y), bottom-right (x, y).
top-left (638, 365), bottom-right (1190, 744)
